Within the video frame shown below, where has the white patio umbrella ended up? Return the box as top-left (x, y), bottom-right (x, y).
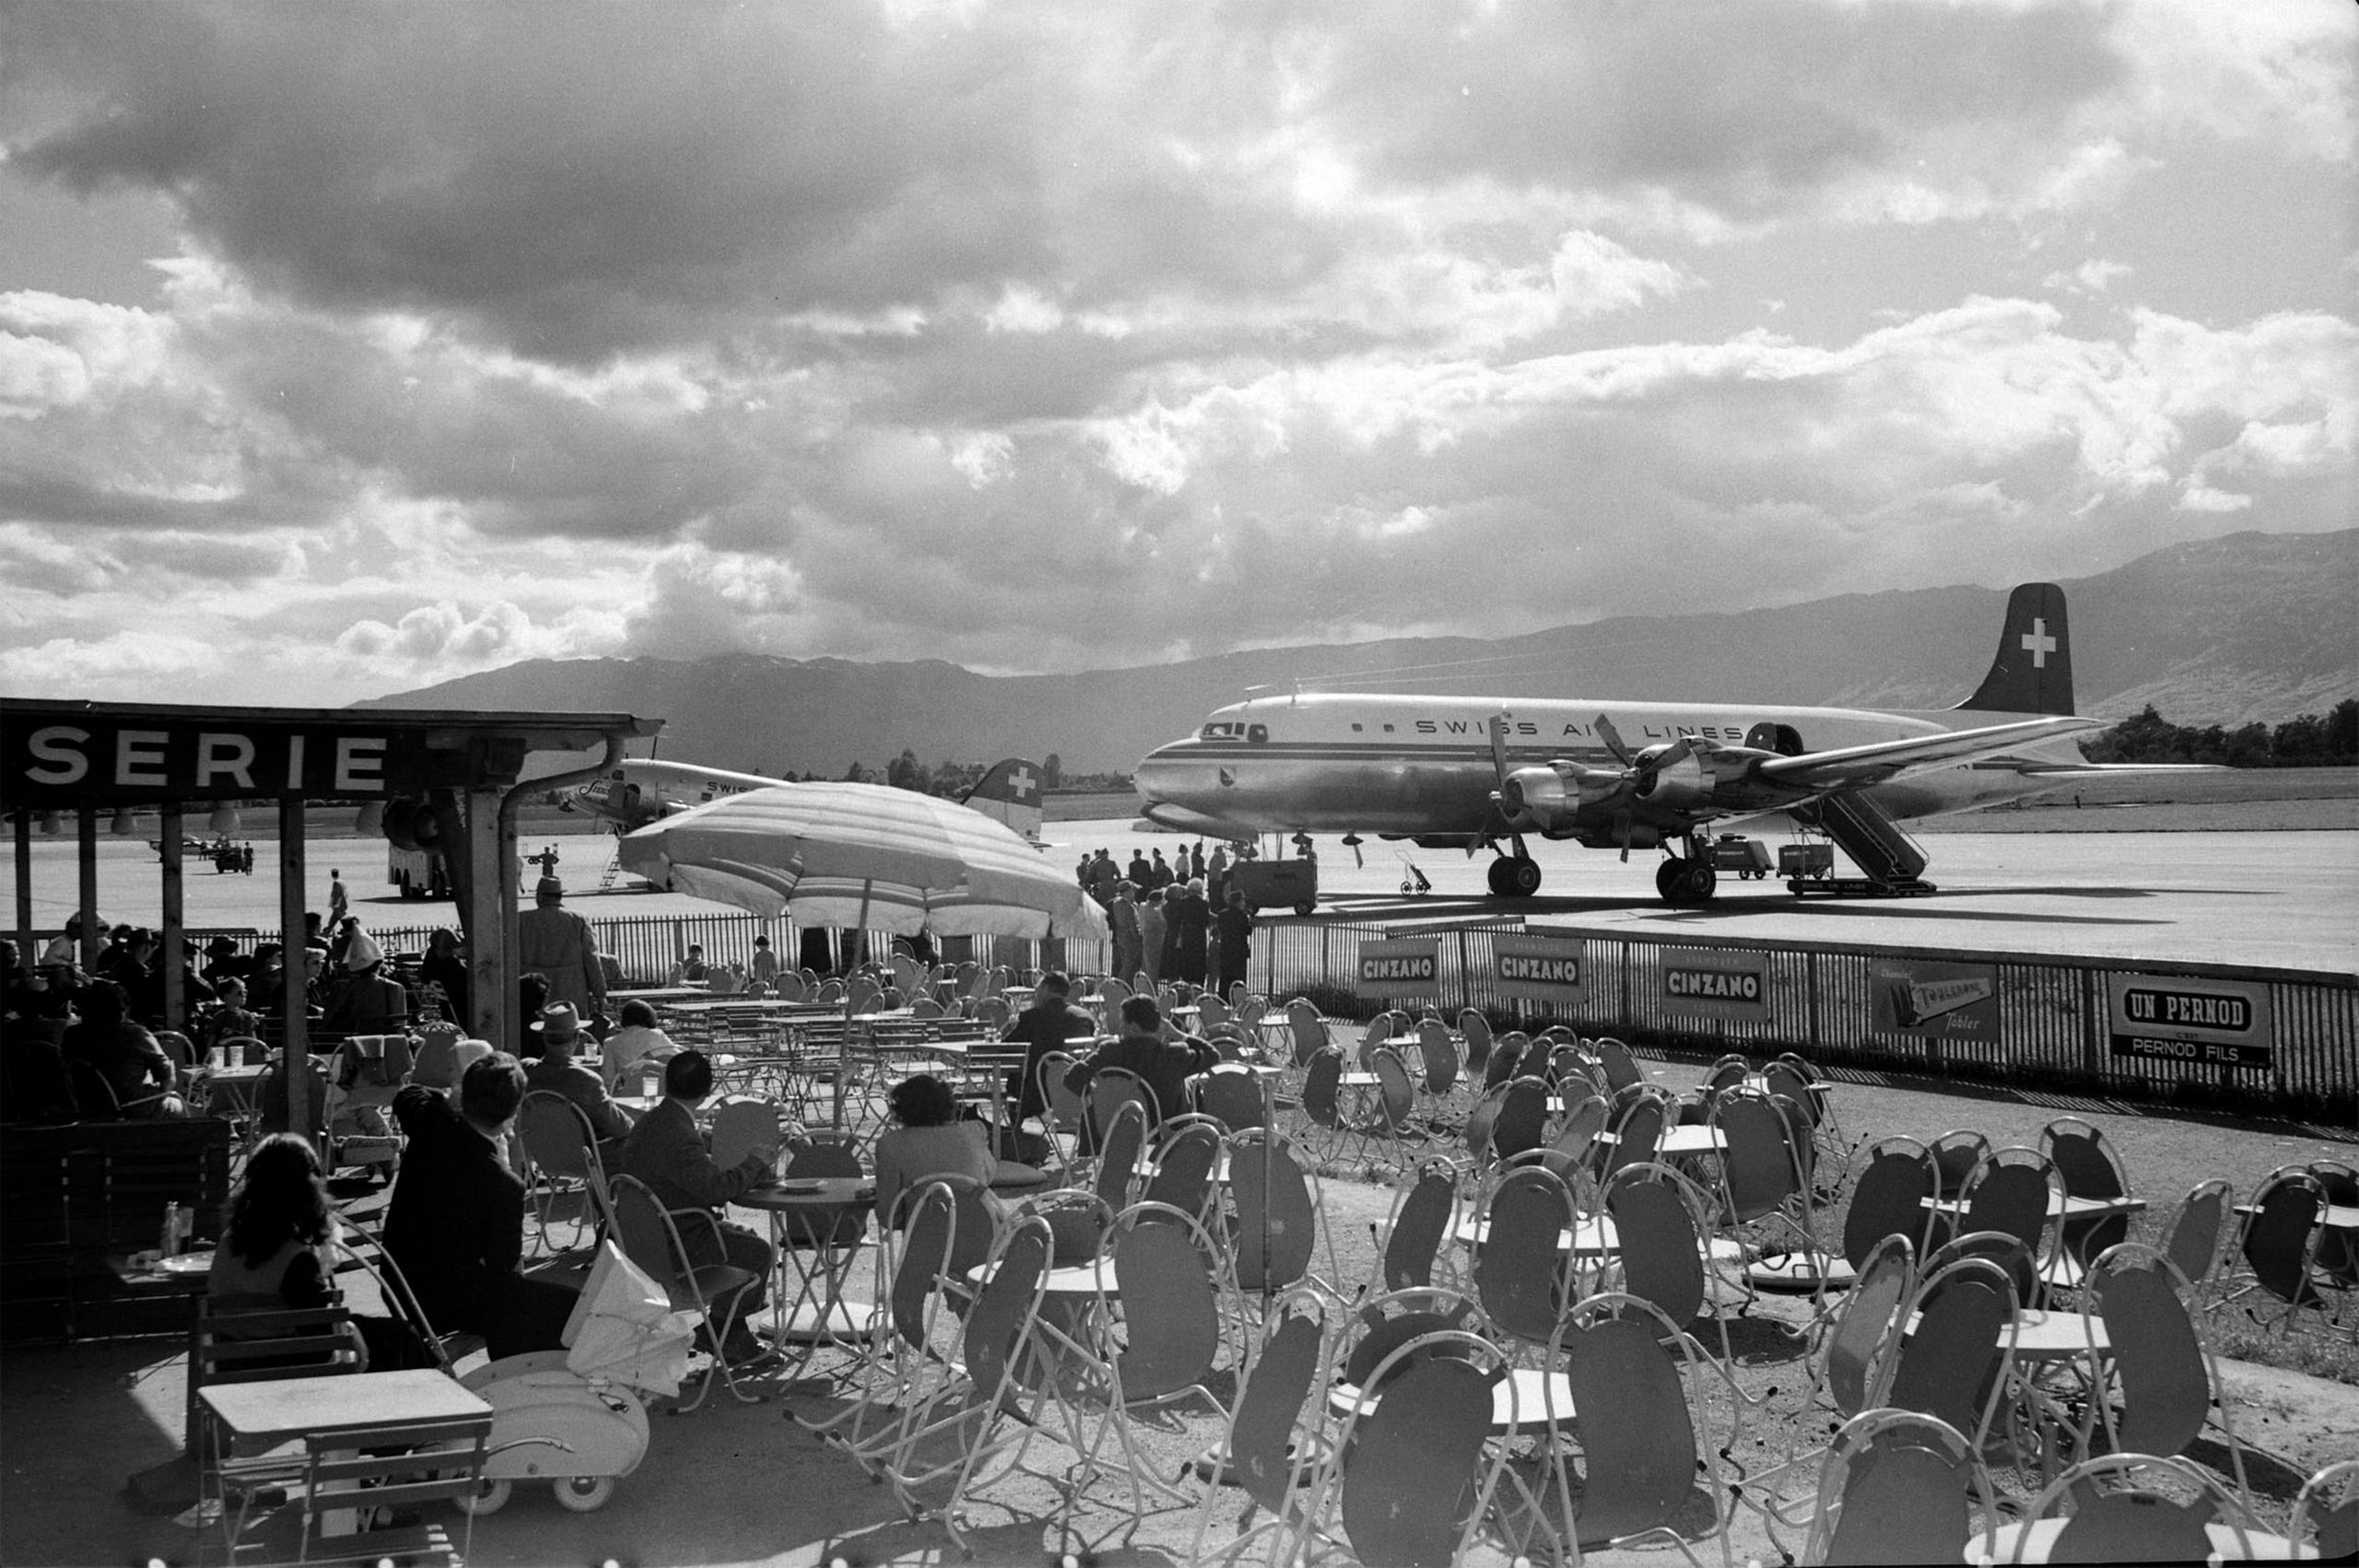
top-left (616, 781), bottom-right (1109, 942)
top-left (617, 782), bottom-right (1110, 1125)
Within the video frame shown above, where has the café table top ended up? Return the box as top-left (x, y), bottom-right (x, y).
top-left (1449, 1211), bottom-right (1620, 1256)
top-left (968, 1258), bottom-right (1121, 1298)
top-left (201, 1367), bottom-right (489, 1446)
top-left (1969, 1517), bottom-right (2308, 1563)
top-left (1595, 1124), bottom-right (1727, 1157)
top-left (738, 1176), bottom-right (877, 1211)
top-left (1923, 1193), bottom-right (2148, 1221)
top-left (1327, 1366), bottom-right (1578, 1432)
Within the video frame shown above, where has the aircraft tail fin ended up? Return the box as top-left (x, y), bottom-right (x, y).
top-left (1956, 582), bottom-right (2074, 716)
top-left (962, 758), bottom-right (1045, 840)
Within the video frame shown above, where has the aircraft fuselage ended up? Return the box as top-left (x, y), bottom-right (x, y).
top-left (1133, 692), bottom-right (2071, 846)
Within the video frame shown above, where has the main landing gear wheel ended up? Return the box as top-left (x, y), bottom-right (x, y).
top-left (1656, 858), bottom-right (1718, 906)
top-left (554, 1474), bottom-right (616, 1512)
top-left (1487, 855), bottom-right (1542, 897)
top-left (458, 1478), bottom-right (512, 1516)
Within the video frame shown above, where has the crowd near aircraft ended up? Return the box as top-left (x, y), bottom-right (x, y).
top-left (552, 756), bottom-right (1045, 842)
top-left (1133, 584), bottom-right (2175, 907)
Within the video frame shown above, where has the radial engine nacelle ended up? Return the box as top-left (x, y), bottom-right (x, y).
top-left (1495, 737), bottom-right (1801, 834)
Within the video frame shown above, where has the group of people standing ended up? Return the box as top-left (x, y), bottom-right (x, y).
top-left (1080, 842), bottom-right (1260, 994)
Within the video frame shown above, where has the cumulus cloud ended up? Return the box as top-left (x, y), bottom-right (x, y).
top-left (0, 0), bottom-right (2350, 704)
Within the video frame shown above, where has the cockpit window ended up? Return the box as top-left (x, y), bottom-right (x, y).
top-left (1199, 720), bottom-right (1251, 741)
top-left (1247, 724), bottom-right (1269, 743)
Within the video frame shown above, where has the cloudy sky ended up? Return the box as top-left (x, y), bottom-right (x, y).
top-left (2, 0), bottom-right (2352, 708)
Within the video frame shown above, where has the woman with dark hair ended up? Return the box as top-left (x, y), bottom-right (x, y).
top-left (599, 998), bottom-right (680, 1093)
top-left (207, 1133), bottom-right (432, 1369)
top-left (872, 1072), bottom-right (1041, 1222)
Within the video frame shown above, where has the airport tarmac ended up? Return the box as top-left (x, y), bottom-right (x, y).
top-left (8, 820), bottom-right (2354, 976)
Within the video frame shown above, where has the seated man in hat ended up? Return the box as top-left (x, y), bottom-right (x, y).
top-left (522, 1001), bottom-right (636, 1163)
top-left (619, 1050), bottom-right (776, 1366)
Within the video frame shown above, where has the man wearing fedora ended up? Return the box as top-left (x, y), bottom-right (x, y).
top-left (517, 876), bottom-right (606, 1025)
top-left (522, 1001), bottom-right (636, 1162)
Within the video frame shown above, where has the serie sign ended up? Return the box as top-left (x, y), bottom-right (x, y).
top-left (1491, 934), bottom-right (1586, 1001)
top-left (2106, 972), bottom-right (2274, 1070)
top-left (1355, 938), bottom-right (1440, 998)
top-left (1, 715), bottom-right (435, 805)
top-left (1660, 947), bottom-right (1770, 1020)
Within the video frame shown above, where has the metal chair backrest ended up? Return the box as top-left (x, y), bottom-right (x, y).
top-left (1844, 1136), bottom-right (1935, 1268)
top-left (1194, 1064), bottom-right (1267, 1132)
top-left (1037, 1048), bottom-right (1084, 1132)
top-left (518, 1090), bottom-right (598, 1183)
top-left (1604, 1161), bottom-right (1710, 1328)
top-left (1560, 1295), bottom-right (1704, 1544)
top-left (1109, 1202), bottom-right (1223, 1401)
top-left (1216, 1286), bottom-right (1335, 1523)
top-left (1298, 1048), bottom-right (1344, 1130)
top-left (2161, 1177), bottom-right (2233, 1290)
top-left (1414, 1020), bottom-right (1459, 1096)
top-left (1927, 1129), bottom-right (1989, 1199)
top-left (705, 1095), bottom-right (782, 1170)
top-left (1481, 1032), bottom-right (1527, 1092)
top-left (1093, 1094), bottom-right (1150, 1213)
top-left (1826, 1233), bottom-right (1915, 1419)
top-left (1086, 1065), bottom-right (1158, 1141)
top-left (1886, 1255), bottom-right (2015, 1441)
top-left (1473, 1163), bottom-right (1579, 1345)
top-left (2241, 1165), bottom-right (2327, 1309)
top-left (1543, 1088), bottom-right (1610, 1180)
top-left (2290, 1458), bottom-right (2359, 1563)
top-left (1367, 1047), bottom-right (1418, 1131)
top-left (2087, 1244), bottom-right (2209, 1459)
top-left (1958, 1146), bottom-right (2057, 1258)
top-left (1332, 1329), bottom-right (1509, 1568)
top-left (962, 1214), bottom-right (1052, 1396)
top-left (1805, 1409), bottom-right (1979, 1568)
top-left (1456, 1010), bottom-right (1493, 1076)
top-left (607, 1175), bottom-right (688, 1293)
top-left (1285, 1000), bottom-right (1329, 1068)
top-left (1591, 1035), bottom-right (1642, 1094)
top-left (1489, 1075), bottom-right (1550, 1162)
top-left (1712, 1087), bottom-right (1802, 1223)
top-left (2019, 1454), bottom-right (2249, 1564)
top-left (2043, 1115), bottom-right (2133, 1267)
top-left (1229, 1129), bottom-right (1317, 1294)
top-left (1144, 1117), bottom-right (1223, 1222)
top-left (1379, 1157), bottom-right (1460, 1293)
top-left (1704, 1054), bottom-right (1751, 1096)
top-left (1599, 1091), bottom-right (1665, 1181)
top-left (1355, 1012), bottom-right (1392, 1071)
top-left (885, 1179), bottom-right (957, 1349)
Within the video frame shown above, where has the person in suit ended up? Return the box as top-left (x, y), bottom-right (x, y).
top-left (1062, 996), bottom-right (1217, 1137)
top-left (384, 1054), bottom-right (579, 1360)
top-left (522, 1001), bottom-right (636, 1162)
top-left (618, 1050), bottom-right (776, 1364)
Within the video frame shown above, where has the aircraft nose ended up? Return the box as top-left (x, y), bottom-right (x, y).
top-left (1133, 745), bottom-right (1190, 802)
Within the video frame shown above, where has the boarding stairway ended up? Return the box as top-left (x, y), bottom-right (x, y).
top-left (1788, 790), bottom-right (1936, 896)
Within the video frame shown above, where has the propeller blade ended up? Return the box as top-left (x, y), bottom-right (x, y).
top-left (1594, 713), bottom-right (1633, 766)
top-left (1488, 711), bottom-right (1514, 788)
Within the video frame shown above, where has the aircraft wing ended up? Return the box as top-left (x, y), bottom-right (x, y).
top-left (1755, 716), bottom-right (2101, 792)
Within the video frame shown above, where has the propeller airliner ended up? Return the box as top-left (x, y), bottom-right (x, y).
top-left (1134, 583), bottom-right (2164, 907)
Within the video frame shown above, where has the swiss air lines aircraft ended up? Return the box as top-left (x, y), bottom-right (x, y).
top-left (553, 756), bottom-right (1046, 842)
top-left (1134, 583), bottom-right (2151, 906)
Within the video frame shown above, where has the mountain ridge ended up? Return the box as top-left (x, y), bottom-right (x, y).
top-left (359, 527), bottom-right (2357, 774)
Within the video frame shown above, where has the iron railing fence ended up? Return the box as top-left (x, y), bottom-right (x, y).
top-left (182, 912), bottom-right (2351, 1109)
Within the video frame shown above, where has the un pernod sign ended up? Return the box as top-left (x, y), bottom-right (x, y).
top-left (2107, 972), bottom-right (2274, 1070)
top-left (1356, 939), bottom-right (1440, 999)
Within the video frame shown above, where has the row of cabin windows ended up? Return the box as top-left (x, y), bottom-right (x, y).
top-left (1196, 720), bottom-right (1409, 740)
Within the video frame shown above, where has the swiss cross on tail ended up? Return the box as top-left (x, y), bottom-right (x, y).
top-left (961, 758), bottom-right (1046, 842)
top-left (1958, 583), bottom-right (2074, 716)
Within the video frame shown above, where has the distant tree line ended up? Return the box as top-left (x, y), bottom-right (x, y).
top-left (809, 749), bottom-right (1132, 795)
top-left (2082, 700), bottom-right (2357, 766)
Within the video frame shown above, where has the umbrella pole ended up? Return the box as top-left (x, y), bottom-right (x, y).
top-left (835, 877), bottom-right (874, 1131)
